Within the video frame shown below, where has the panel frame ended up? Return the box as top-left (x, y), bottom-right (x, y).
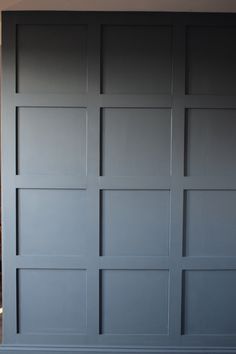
top-left (2, 10), bottom-right (236, 352)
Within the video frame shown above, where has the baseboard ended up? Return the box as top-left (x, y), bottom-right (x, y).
top-left (0, 346), bottom-right (236, 354)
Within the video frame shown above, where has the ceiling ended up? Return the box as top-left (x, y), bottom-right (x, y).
top-left (1, 0), bottom-right (236, 12)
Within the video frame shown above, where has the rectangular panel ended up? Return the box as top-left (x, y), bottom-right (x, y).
top-left (183, 270), bottom-right (236, 334)
top-left (101, 270), bottom-right (169, 334)
top-left (187, 27), bottom-right (236, 94)
top-left (185, 109), bottom-right (236, 176)
top-left (101, 190), bottom-right (170, 256)
top-left (102, 26), bottom-right (172, 94)
top-left (184, 190), bottom-right (236, 257)
top-left (101, 108), bottom-right (171, 176)
top-left (18, 269), bottom-right (87, 334)
top-left (17, 107), bottom-right (87, 175)
top-left (17, 25), bottom-right (88, 93)
top-left (18, 189), bottom-right (87, 255)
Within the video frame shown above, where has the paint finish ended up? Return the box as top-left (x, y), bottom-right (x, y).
top-left (2, 11), bottom-right (236, 354)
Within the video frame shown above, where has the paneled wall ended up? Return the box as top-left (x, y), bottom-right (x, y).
top-left (2, 12), bottom-right (236, 353)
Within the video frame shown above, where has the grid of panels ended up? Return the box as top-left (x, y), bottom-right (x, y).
top-left (2, 12), bottom-right (236, 350)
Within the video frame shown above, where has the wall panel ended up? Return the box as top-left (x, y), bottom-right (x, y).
top-left (17, 25), bottom-right (88, 93)
top-left (2, 11), bottom-right (236, 354)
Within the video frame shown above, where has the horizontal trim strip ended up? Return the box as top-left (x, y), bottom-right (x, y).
top-left (15, 256), bottom-right (88, 269)
top-left (13, 94), bottom-right (236, 109)
top-left (15, 256), bottom-right (236, 270)
top-left (14, 94), bottom-right (172, 108)
top-left (99, 256), bottom-right (170, 269)
top-left (7, 11), bottom-right (236, 26)
top-left (100, 95), bottom-right (172, 108)
top-left (14, 94), bottom-right (88, 107)
top-left (99, 177), bottom-right (171, 190)
top-left (15, 175), bottom-right (87, 189)
top-left (181, 257), bottom-right (236, 269)
top-left (182, 177), bottom-right (236, 190)
top-left (8, 12), bottom-right (174, 25)
top-left (1, 344), bottom-right (236, 353)
top-left (13, 176), bottom-right (236, 190)
top-left (15, 256), bottom-right (170, 270)
top-left (185, 95), bottom-right (236, 109)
